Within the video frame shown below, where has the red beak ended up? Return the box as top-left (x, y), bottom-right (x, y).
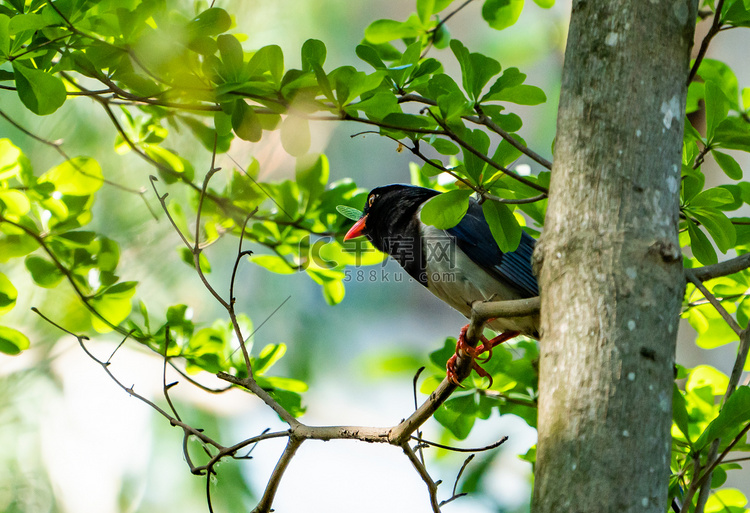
top-left (343, 214), bottom-right (368, 240)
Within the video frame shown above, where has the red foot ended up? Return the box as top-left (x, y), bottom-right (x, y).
top-left (446, 324), bottom-right (520, 387)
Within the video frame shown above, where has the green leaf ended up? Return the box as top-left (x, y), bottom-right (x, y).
top-left (232, 100), bottom-right (262, 142)
top-left (690, 208), bottom-right (736, 252)
top-left (434, 394), bottom-right (478, 439)
top-left (429, 138), bottom-right (460, 155)
top-left (690, 188), bottom-right (737, 208)
top-left (307, 267), bottom-right (346, 305)
top-left (0, 189), bottom-right (30, 215)
top-left (417, 0), bottom-right (436, 23)
top-left (179, 247), bottom-right (211, 273)
top-left (697, 59), bottom-right (739, 109)
top-left (695, 386), bottom-right (750, 451)
top-left (11, 61), bottom-right (66, 115)
top-left (489, 136), bottom-right (525, 169)
top-left (250, 255), bottom-right (296, 274)
top-left (482, 0), bottom-right (524, 30)
top-left (419, 189), bottom-right (473, 229)
top-left (301, 39), bottom-right (326, 71)
top-left (705, 489), bottom-right (748, 513)
top-left (321, 278), bottom-right (345, 305)
top-left (0, 139), bottom-right (24, 181)
top-left (217, 34), bottom-right (244, 78)
top-left (462, 129), bottom-right (491, 182)
top-left (450, 39), bottom-right (502, 101)
top-left (185, 326), bottom-right (228, 373)
top-left (687, 304), bottom-right (740, 349)
top-left (687, 219), bottom-right (718, 265)
top-left (533, 0), bottom-right (555, 6)
top-left (686, 365), bottom-right (729, 396)
top-left (364, 19), bottom-right (420, 44)
top-left (296, 154), bottom-right (329, 206)
top-left (24, 255), bottom-right (64, 288)
top-left (280, 116), bottom-right (310, 157)
top-left (706, 81), bottom-right (731, 141)
top-left (0, 14), bottom-right (9, 57)
top-left (0, 272), bottom-right (17, 314)
top-left (261, 376), bottom-right (309, 393)
top-left (187, 7), bottom-right (231, 37)
top-left (673, 384), bottom-right (692, 445)
top-left (713, 117), bottom-right (750, 152)
top-left (0, 325), bottom-right (30, 355)
top-left (355, 44), bottom-right (386, 70)
top-left (90, 281), bottom-right (137, 333)
top-left (713, 150), bottom-right (743, 180)
top-left (40, 157), bottom-right (103, 195)
top-left (9, 13), bottom-right (51, 34)
top-left (482, 200), bottom-right (522, 252)
top-left (246, 45), bottom-right (284, 85)
top-left (254, 343), bottom-right (287, 375)
top-left (486, 84), bottom-right (547, 105)
top-left (144, 146), bottom-right (194, 183)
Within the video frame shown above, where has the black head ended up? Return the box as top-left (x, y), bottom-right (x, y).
top-left (344, 184), bottom-right (439, 252)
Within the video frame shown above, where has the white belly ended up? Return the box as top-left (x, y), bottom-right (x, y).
top-left (421, 225), bottom-right (539, 337)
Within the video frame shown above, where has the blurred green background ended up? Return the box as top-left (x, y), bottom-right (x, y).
top-left (3, 1), bottom-right (748, 512)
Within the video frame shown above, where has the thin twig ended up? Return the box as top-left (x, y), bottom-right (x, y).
top-left (410, 435), bottom-right (508, 453)
top-left (687, 0), bottom-right (726, 85)
top-left (470, 111), bottom-right (553, 170)
top-left (685, 269), bottom-right (742, 335)
top-left (402, 442), bottom-right (441, 513)
top-left (442, 454), bottom-right (474, 507)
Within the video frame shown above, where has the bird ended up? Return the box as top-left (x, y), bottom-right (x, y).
top-left (343, 183), bottom-right (540, 386)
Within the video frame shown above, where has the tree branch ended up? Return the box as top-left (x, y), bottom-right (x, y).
top-left (687, 0), bottom-right (726, 85)
top-left (689, 253), bottom-right (750, 282)
top-left (252, 436), bottom-right (304, 513)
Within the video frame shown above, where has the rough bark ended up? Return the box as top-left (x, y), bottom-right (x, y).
top-left (532, 1), bottom-right (697, 511)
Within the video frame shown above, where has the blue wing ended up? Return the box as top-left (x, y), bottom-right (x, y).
top-left (446, 200), bottom-right (539, 297)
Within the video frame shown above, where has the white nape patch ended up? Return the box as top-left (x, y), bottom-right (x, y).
top-left (515, 164), bottom-right (531, 176)
top-left (636, 129), bottom-right (642, 137)
top-left (628, 372), bottom-right (636, 381)
top-left (605, 32), bottom-right (619, 46)
top-left (627, 320), bottom-right (636, 331)
top-left (625, 267), bottom-right (637, 279)
top-left (660, 96), bottom-right (681, 130)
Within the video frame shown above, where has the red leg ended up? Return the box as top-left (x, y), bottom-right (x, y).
top-left (445, 325), bottom-right (520, 386)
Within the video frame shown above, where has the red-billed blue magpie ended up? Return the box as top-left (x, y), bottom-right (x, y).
top-left (343, 184), bottom-right (539, 385)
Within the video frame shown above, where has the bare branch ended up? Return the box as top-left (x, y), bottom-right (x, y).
top-left (690, 253), bottom-right (750, 282)
top-left (252, 437), bottom-right (304, 513)
top-left (402, 442), bottom-right (441, 513)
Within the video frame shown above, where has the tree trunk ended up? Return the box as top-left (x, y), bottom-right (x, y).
top-left (532, 1), bottom-right (697, 511)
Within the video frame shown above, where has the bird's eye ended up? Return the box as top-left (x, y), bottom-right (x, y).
top-left (368, 195), bottom-right (375, 207)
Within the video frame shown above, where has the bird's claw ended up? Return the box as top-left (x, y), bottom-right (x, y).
top-left (445, 324), bottom-right (519, 387)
